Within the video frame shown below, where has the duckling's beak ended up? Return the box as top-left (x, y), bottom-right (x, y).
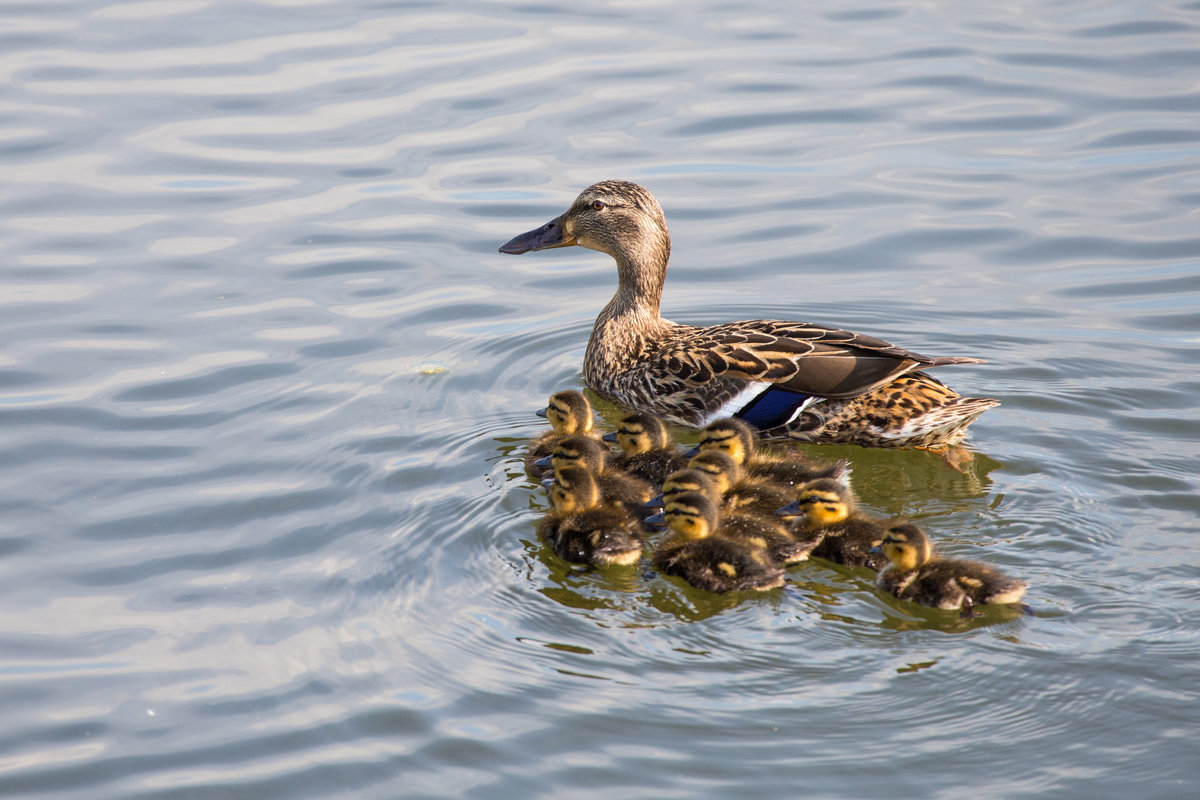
top-left (644, 494), bottom-right (664, 508)
top-left (534, 455), bottom-right (553, 469)
top-left (541, 477), bottom-right (554, 489)
top-left (643, 511), bottom-right (666, 526)
top-left (868, 544), bottom-right (882, 554)
top-left (776, 500), bottom-right (802, 516)
top-left (498, 213), bottom-right (575, 254)
top-left (683, 445), bottom-right (699, 457)
top-left (601, 431), bottom-right (617, 443)
top-left (535, 407), bottom-right (548, 418)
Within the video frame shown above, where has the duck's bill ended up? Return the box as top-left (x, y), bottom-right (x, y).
top-left (498, 214), bottom-right (575, 254)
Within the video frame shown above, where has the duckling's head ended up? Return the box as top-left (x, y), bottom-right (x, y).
top-left (550, 434), bottom-right (607, 474)
top-left (548, 465), bottom-right (600, 515)
top-left (697, 418), bottom-right (757, 466)
top-left (661, 490), bottom-right (719, 541)
top-left (875, 522), bottom-right (933, 572)
top-left (612, 411), bottom-right (670, 455)
top-left (498, 180), bottom-right (670, 273)
top-left (660, 468), bottom-right (718, 504)
top-left (686, 449), bottom-right (741, 495)
top-left (540, 390), bottom-right (593, 435)
top-left (790, 478), bottom-right (857, 526)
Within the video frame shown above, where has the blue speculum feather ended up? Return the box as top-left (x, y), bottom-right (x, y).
top-left (735, 386), bottom-right (813, 430)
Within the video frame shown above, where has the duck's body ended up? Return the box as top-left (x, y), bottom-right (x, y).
top-left (651, 490), bottom-right (784, 593)
top-left (603, 411), bottom-right (689, 486)
top-left (872, 523), bottom-right (1027, 612)
top-left (500, 180), bottom-right (997, 448)
top-left (777, 478), bottom-right (889, 570)
top-left (525, 390), bottom-right (599, 479)
top-left (537, 465), bottom-right (644, 566)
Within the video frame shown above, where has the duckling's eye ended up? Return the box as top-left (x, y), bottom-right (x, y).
top-left (591, 200), bottom-right (605, 211)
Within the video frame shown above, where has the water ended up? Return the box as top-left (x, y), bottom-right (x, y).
top-left (1, 0), bottom-right (1198, 797)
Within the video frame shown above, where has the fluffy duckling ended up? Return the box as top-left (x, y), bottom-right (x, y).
top-left (696, 418), bottom-right (849, 488)
top-left (652, 490), bottom-right (806, 567)
top-left (871, 523), bottom-right (1027, 614)
top-left (687, 449), bottom-right (794, 518)
top-left (525, 390), bottom-right (597, 479)
top-left (539, 434), bottom-right (655, 515)
top-left (646, 467), bottom-right (720, 510)
top-left (652, 491), bottom-right (784, 593)
top-left (536, 465), bottom-right (644, 566)
top-left (602, 411), bottom-right (689, 486)
top-left (776, 478), bottom-right (889, 570)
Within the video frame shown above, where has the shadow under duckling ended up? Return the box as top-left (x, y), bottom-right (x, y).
top-left (536, 464), bottom-right (644, 567)
top-left (871, 522), bottom-right (1027, 616)
top-left (525, 390), bottom-right (599, 480)
top-left (650, 490), bottom-right (806, 567)
top-left (602, 410), bottom-right (689, 487)
top-left (651, 490), bottom-right (784, 594)
top-left (776, 477), bottom-right (889, 571)
top-left (695, 417), bottom-right (849, 488)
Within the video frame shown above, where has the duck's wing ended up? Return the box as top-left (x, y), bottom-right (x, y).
top-left (658, 320), bottom-right (982, 399)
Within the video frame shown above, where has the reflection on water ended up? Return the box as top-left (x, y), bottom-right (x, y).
top-left (1, 0), bottom-right (1198, 797)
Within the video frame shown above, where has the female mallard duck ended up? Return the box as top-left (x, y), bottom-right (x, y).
top-left (870, 522), bottom-right (1027, 614)
top-left (499, 180), bottom-right (997, 448)
top-left (649, 490), bottom-right (807, 566)
top-left (695, 418), bottom-right (849, 488)
top-left (537, 465), bottom-right (644, 566)
top-left (775, 477), bottom-right (890, 570)
top-left (525, 389), bottom-right (598, 479)
top-left (651, 490), bottom-right (785, 593)
top-left (537, 433), bottom-right (655, 516)
top-left (601, 410), bottom-right (688, 486)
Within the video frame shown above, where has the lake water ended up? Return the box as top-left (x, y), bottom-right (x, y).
top-left (1, 0), bottom-right (1198, 797)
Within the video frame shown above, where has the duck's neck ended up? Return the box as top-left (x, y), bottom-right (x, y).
top-left (606, 232), bottom-right (670, 320)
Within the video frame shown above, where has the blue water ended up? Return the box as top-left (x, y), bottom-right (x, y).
top-left (1, 1), bottom-right (1198, 797)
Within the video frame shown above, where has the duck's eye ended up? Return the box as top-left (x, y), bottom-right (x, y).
top-left (591, 200), bottom-right (605, 211)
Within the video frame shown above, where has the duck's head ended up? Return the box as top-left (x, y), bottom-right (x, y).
top-left (871, 522), bottom-right (932, 572)
top-left (548, 465), bottom-right (601, 515)
top-left (697, 418), bottom-right (756, 466)
top-left (538, 390), bottom-right (593, 435)
top-left (661, 468), bottom-right (718, 503)
top-left (686, 449), bottom-right (741, 495)
top-left (605, 411), bottom-right (669, 455)
top-left (778, 478), bottom-right (856, 525)
top-left (549, 434), bottom-right (608, 474)
top-left (498, 180), bottom-right (670, 273)
top-left (660, 490), bottom-right (719, 541)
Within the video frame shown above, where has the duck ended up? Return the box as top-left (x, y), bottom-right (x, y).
top-left (601, 410), bottom-right (689, 486)
top-left (646, 466), bottom-right (721, 510)
top-left (525, 389), bottom-right (598, 479)
top-left (775, 477), bottom-right (890, 570)
top-left (498, 179), bottom-right (997, 449)
top-left (650, 490), bottom-right (807, 566)
top-left (651, 491), bottom-right (785, 593)
top-left (537, 465), bottom-right (644, 566)
top-left (870, 522), bottom-right (1027, 614)
top-left (695, 418), bottom-right (850, 488)
top-left (686, 449), bottom-right (795, 519)
top-left (537, 433), bottom-right (655, 516)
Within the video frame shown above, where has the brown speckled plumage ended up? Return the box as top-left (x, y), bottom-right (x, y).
top-left (500, 180), bottom-right (997, 448)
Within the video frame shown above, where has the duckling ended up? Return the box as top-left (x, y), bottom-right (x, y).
top-left (652, 490), bottom-right (784, 593)
top-left (525, 390), bottom-right (597, 479)
top-left (652, 490), bottom-right (806, 566)
top-left (696, 418), bottom-right (849, 488)
top-left (646, 467), bottom-right (721, 510)
top-left (871, 522), bottom-right (1027, 614)
top-left (687, 449), bottom-right (794, 518)
top-left (775, 478), bottom-right (889, 570)
top-left (536, 465), bottom-right (644, 566)
top-left (602, 410), bottom-right (689, 486)
top-left (539, 434), bottom-right (655, 516)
